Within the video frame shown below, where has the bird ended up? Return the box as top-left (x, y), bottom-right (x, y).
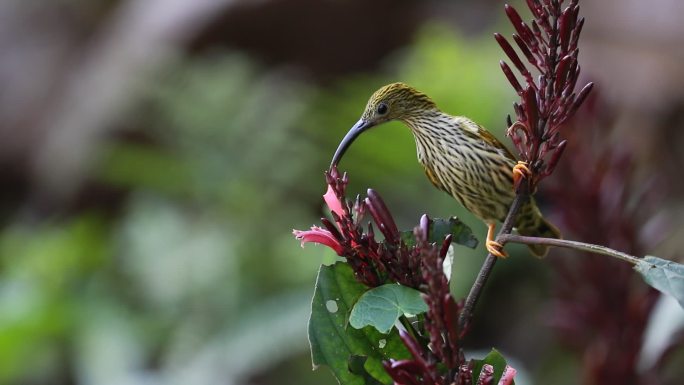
top-left (330, 82), bottom-right (560, 258)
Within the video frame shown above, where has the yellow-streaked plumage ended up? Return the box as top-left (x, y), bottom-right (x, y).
top-left (332, 82), bottom-right (560, 257)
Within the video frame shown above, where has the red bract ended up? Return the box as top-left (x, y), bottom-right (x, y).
top-left (497, 0), bottom-right (593, 188)
top-left (383, 219), bottom-right (472, 385)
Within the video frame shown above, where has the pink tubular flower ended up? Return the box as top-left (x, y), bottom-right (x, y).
top-left (323, 185), bottom-right (345, 217)
top-left (476, 365), bottom-right (494, 385)
top-left (498, 366), bottom-right (517, 385)
top-left (292, 167), bottom-right (409, 288)
top-left (293, 226), bottom-right (344, 256)
top-left (474, 364), bottom-right (517, 385)
top-left (292, 171), bottom-right (351, 258)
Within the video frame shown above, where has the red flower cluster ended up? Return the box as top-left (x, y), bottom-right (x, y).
top-left (496, 0), bottom-right (593, 187)
top-left (294, 167), bottom-right (424, 288)
top-left (294, 168), bottom-right (518, 385)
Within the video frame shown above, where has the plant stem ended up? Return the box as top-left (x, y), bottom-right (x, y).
top-left (498, 234), bottom-right (642, 265)
top-left (399, 315), bottom-right (427, 348)
top-left (458, 190), bottom-right (529, 331)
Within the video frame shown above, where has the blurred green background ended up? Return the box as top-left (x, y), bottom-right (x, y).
top-left (1, 0), bottom-right (683, 384)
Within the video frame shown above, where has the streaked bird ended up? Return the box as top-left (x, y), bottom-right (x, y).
top-left (330, 82), bottom-right (560, 257)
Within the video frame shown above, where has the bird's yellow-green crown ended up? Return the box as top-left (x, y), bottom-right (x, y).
top-left (361, 83), bottom-right (438, 124)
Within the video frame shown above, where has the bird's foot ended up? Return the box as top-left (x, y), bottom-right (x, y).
top-left (486, 239), bottom-right (508, 258)
top-left (512, 161), bottom-right (531, 188)
top-left (486, 222), bottom-right (508, 258)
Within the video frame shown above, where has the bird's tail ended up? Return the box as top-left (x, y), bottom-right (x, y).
top-left (516, 199), bottom-right (561, 258)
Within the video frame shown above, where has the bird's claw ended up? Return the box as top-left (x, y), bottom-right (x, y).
top-left (512, 161), bottom-right (531, 188)
top-left (486, 239), bottom-right (508, 258)
top-left (486, 222), bottom-right (508, 258)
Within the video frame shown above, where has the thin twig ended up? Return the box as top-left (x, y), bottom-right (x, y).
top-left (458, 190), bottom-right (529, 331)
top-left (498, 234), bottom-right (642, 265)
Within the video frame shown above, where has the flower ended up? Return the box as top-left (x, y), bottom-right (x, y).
top-left (293, 226), bottom-right (344, 256)
top-left (496, 0), bottom-right (593, 187)
top-left (295, 167), bottom-right (522, 384)
top-left (322, 185), bottom-right (345, 217)
top-left (292, 166), bottom-right (403, 287)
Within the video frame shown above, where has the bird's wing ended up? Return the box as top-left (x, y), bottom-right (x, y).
top-left (458, 117), bottom-right (517, 161)
top-left (477, 126), bottom-right (517, 161)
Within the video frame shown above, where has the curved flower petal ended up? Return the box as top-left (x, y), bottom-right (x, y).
top-left (293, 226), bottom-right (344, 256)
top-left (323, 185), bottom-right (345, 217)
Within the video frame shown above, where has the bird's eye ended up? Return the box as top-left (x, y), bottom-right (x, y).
top-left (376, 103), bottom-right (388, 115)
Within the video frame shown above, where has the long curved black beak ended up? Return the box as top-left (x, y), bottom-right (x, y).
top-left (330, 119), bottom-right (373, 168)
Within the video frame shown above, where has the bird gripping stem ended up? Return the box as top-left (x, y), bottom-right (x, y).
top-left (458, 184), bottom-right (530, 332)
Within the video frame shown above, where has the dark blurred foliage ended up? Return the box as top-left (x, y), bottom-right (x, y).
top-left (0, 0), bottom-right (683, 384)
top-left (542, 96), bottom-right (683, 384)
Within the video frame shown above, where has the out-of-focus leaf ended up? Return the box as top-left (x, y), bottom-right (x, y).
top-left (349, 284), bottom-right (427, 334)
top-left (400, 217), bottom-right (478, 249)
top-left (471, 349), bottom-right (516, 385)
top-left (309, 262), bottom-right (410, 385)
top-left (635, 256), bottom-right (684, 309)
top-left (0, 217), bottom-right (107, 382)
top-left (99, 144), bottom-right (192, 195)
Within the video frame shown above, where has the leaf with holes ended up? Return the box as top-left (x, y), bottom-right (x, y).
top-left (309, 262), bottom-right (410, 385)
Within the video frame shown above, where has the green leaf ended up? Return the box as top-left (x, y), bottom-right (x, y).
top-left (471, 349), bottom-right (515, 385)
top-left (635, 256), bottom-right (684, 309)
top-left (349, 284), bottom-right (428, 333)
top-left (348, 356), bottom-right (385, 385)
top-left (401, 217), bottom-right (478, 249)
top-left (309, 262), bottom-right (410, 385)
top-left (431, 217), bottom-right (479, 248)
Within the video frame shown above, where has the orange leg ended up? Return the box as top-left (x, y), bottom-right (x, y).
top-left (512, 161), bottom-right (531, 188)
top-left (486, 222), bottom-right (507, 258)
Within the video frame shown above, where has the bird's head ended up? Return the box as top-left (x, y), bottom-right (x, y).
top-left (331, 83), bottom-right (437, 167)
